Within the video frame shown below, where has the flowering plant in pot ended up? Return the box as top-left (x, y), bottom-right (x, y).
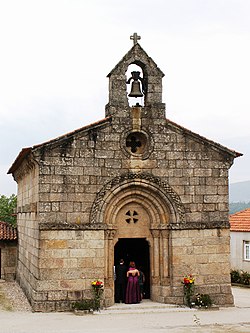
top-left (182, 274), bottom-right (195, 307)
top-left (91, 279), bottom-right (104, 311)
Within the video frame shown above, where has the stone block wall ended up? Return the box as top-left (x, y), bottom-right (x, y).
top-left (17, 216), bottom-right (40, 303)
top-left (22, 105), bottom-right (233, 309)
top-left (34, 106), bottom-right (232, 230)
top-left (31, 229), bottom-right (105, 311)
top-left (170, 228), bottom-right (233, 306)
top-left (0, 241), bottom-right (17, 280)
top-left (15, 163), bottom-right (40, 303)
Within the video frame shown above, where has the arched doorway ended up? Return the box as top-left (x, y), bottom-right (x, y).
top-left (114, 238), bottom-right (150, 298)
top-left (92, 173), bottom-right (186, 305)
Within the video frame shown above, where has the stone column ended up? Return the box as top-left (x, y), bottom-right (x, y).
top-left (150, 229), bottom-right (160, 283)
top-left (104, 229), bottom-right (117, 287)
top-left (160, 230), bottom-right (170, 283)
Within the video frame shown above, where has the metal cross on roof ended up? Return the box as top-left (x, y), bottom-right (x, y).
top-left (130, 32), bottom-right (141, 45)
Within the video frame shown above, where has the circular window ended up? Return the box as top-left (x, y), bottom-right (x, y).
top-left (121, 130), bottom-right (153, 159)
top-left (125, 131), bottom-right (148, 155)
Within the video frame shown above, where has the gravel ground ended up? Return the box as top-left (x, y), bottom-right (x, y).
top-left (0, 280), bottom-right (31, 312)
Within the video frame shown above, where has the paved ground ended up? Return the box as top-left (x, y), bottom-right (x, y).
top-left (0, 286), bottom-right (250, 333)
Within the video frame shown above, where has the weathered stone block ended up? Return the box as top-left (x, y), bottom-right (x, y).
top-left (55, 301), bottom-right (70, 311)
top-left (48, 291), bottom-right (68, 301)
top-left (67, 290), bottom-right (83, 300)
top-left (32, 291), bottom-right (48, 301)
top-left (33, 301), bottom-right (56, 312)
top-left (39, 258), bottom-right (64, 268)
top-left (42, 240), bottom-right (68, 249)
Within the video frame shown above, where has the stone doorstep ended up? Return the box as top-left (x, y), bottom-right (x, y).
top-left (99, 300), bottom-right (190, 315)
top-left (98, 300), bottom-right (219, 315)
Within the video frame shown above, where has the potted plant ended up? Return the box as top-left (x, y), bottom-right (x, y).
top-left (91, 279), bottom-right (104, 312)
top-left (182, 274), bottom-right (195, 308)
top-left (72, 299), bottom-right (94, 315)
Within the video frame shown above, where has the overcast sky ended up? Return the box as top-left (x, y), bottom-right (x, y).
top-left (1, 0), bottom-right (250, 196)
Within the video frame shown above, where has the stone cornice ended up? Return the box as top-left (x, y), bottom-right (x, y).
top-left (38, 221), bottom-right (229, 231)
top-left (39, 222), bottom-right (106, 231)
top-left (17, 202), bottom-right (37, 214)
top-left (11, 153), bottom-right (38, 182)
top-left (169, 221), bottom-right (230, 230)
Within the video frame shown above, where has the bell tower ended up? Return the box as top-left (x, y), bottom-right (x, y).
top-left (105, 33), bottom-right (165, 118)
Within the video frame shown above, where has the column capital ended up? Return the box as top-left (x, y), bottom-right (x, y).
top-left (150, 229), bottom-right (160, 238)
top-left (105, 229), bottom-right (117, 239)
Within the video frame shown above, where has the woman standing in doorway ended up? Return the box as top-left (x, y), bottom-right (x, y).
top-left (125, 261), bottom-right (141, 304)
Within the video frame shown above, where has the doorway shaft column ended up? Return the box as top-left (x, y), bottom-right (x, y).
top-left (151, 229), bottom-right (160, 283)
top-left (104, 229), bottom-right (116, 287)
top-left (160, 230), bottom-right (170, 281)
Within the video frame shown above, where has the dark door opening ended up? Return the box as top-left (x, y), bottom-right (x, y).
top-left (114, 238), bottom-right (150, 299)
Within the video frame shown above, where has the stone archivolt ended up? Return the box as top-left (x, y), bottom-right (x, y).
top-left (90, 172), bottom-right (185, 227)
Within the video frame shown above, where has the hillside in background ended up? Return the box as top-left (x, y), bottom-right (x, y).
top-left (229, 202), bottom-right (250, 215)
top-left (229, 181), bottom-right (250, 202)
top-left (229, 181), bottom-right (250, 214)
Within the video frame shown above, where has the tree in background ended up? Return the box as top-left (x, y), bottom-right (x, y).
top-left (0, 194), bottom-right (17, 226)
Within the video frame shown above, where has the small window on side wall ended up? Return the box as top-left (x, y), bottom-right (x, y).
top-left (243, 241), bottom-right (250, 261)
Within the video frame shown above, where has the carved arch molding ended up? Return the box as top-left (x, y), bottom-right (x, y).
top-left (90, 172), bottom-right (185, 226)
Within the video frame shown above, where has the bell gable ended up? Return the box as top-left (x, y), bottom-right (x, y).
top-left (106, 42), bottom-right (165, 112)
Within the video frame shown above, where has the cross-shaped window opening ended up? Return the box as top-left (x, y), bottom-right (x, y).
top-left (125, 210), bottom-right (139, 224)
top-left (126, 135), bottom-right (142, 153)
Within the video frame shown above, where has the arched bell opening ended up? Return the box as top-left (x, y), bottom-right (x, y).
top-left (126, 63), bottom-right (145, 107)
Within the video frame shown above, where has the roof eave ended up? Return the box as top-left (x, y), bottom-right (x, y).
top-left (8, 116), bottom-right (112, 175)
top-left (166, 118), bottom-right (242, 158)
top-left (7, 147), bottom-right (32, 175)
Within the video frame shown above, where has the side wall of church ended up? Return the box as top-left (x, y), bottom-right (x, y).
top-left (15, 163), bottom-right (40, 304)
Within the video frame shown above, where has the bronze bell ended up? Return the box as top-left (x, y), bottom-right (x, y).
top-left (127, 71), bottom-right (144, 98)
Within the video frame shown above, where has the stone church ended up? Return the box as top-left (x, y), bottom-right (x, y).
top-left (8, 36), bottom-right (241, 311)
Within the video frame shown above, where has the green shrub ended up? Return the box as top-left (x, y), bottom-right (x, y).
top-left (194, 293), bottom-right (212, 307)
top-left (230, 269), bottom-right (250, 285)
top-left (241, 271), bottom-right (250, 285)
top-left (72, 299), bottom-right (94, 311)
top-left (230, 270), bottom-right (241, 283)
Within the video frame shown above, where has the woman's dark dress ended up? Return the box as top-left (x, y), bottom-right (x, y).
top-left (125, 268), bottom-right (141, 304)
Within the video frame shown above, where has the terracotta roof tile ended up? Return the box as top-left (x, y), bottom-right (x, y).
top-left (0, 221), bottom-right (17, 240)
top-left (230, 208), bottom-right (250, 232)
